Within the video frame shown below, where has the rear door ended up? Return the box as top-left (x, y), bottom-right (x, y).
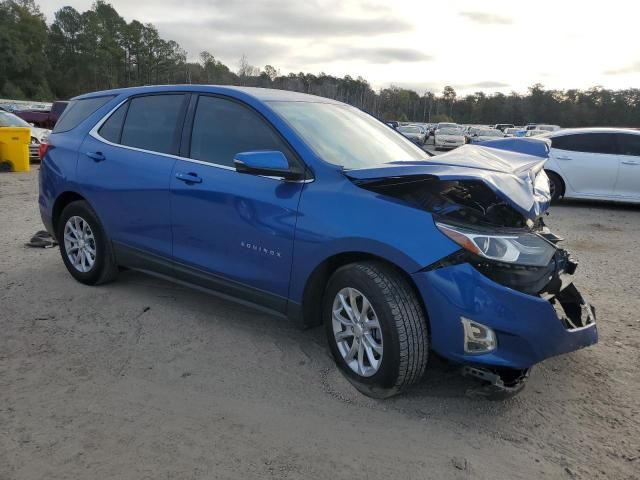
top-left (169, 94), bottom-right (305, 311)
top-left (78, 93), bottom-right (189, 261)
top-left (549, 133), bottom-right (619, 197)
top-left (614, 133), bottom-right (640, 199)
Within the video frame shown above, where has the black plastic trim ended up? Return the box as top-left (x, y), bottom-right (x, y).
top-left (113, 242), bottom-right (290, 319)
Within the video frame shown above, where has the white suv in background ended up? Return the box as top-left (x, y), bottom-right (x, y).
top-left (545, 128), bottom-right (640, 203)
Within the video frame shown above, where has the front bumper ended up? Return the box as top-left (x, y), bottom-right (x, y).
top-left (412, 263), bottom-right (597, 369)
top-left (435, 140), bottom-right (463, 149)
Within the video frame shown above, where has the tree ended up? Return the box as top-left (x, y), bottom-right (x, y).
top-left (0, 0), bottom-right (51, 99)
top-left (1, 1), bottom-right (638, 128)
top-left (443, 85), bottom-right (456, 118)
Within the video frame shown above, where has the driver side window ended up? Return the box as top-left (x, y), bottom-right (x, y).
top-left (189, 96), bottom-right (296, 168)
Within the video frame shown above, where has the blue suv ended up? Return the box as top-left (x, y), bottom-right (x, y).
top-left (39, 86), bottom-right (597, 398)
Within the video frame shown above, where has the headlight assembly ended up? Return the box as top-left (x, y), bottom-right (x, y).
top-left (436, 222), bottom-right (556, 267)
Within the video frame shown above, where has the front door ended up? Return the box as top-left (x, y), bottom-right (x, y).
top-left (549, 132), bottom-right (619, 197)
top-left (170, 95), bottom-right (305, 312)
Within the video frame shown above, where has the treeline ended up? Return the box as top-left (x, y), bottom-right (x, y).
top-left (1, 0), bottom-right (639, 126)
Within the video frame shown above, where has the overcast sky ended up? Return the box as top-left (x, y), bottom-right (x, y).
top-left (39, 0), bottom-right (640, 95)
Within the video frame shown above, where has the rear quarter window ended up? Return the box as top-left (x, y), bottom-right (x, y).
top-left (53, 96), bottom-right (114, 133)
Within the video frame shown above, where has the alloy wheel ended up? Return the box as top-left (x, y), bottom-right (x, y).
top-left (332, 287), bottom-right (384, 377)
top-left (63, 215), bottom-right (97, 273)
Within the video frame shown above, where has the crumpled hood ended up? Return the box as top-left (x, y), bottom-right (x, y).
top-left (344, 144), bottom-right (551, 221)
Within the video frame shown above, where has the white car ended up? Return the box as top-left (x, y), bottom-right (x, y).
top-left (397, 125), bottom-right (426, 145)
top-left (469, 128), bottom-right (505, 143)
top-left (504, 127), bottom-right (521, 137)
top-left (545, 128), bottom-right (640, 203)
top-left (0, 111), bottom-right (50, 161)
top-left (434, 125), bottom-right (465, 150)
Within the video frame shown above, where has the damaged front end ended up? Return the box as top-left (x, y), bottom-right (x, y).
top-left (344, 144), bottom-right (597, 397)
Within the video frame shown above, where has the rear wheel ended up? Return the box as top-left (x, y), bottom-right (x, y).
top-left (547, 171), bottom-right (564, 202)
top-left (56, 200), bottom-right (118, 285)
top-left (324, 261), bottom-right (429, 398)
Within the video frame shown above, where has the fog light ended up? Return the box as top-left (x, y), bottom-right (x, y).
top-left (461, 317), bottom-right (497, 354)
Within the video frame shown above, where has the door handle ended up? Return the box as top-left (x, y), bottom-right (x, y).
top-left (86, 151), bottom-right (105, 162)
top-left (175, 172), bottom-right (203, 184)
top-left (621, 160), bottom-right (639, 165)
top-left (556, 155), bottom-right (572, 161)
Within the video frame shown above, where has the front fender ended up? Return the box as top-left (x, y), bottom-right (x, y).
top-left (288, 177), bottom-right (460, 303)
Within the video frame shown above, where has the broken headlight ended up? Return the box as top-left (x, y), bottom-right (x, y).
top-left (435, 222), bottom-right (556, 267)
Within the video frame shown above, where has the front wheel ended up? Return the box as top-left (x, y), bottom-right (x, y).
top-left (324, 261), bottom-right (429, 398)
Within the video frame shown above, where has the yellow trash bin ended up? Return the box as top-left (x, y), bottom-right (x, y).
top-left (0, 127), bottom-right (31, 172)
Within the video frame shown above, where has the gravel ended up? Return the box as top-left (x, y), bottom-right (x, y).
top-left (1, 167), bottom-right (639, 480)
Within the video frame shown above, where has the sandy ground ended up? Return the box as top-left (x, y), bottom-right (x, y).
top-left (1, 167), bottom-right (639, 480)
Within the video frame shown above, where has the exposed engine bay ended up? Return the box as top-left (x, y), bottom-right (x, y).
top-left (351, 170), bottom-right (594, 330)
top-left (354, 175), bottom-right (535, 229)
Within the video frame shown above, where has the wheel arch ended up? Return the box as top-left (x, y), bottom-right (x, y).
top-left (545, 168), bottom-right (566, 197)
top-left (294, 251), bottom-right (429, 331)
top-left (52, 191), bottom-right (88, 232)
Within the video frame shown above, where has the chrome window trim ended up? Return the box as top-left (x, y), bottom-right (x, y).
top-left (88, 98), bottom-right (312, 183)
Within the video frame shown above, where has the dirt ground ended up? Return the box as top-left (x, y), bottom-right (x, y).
top-left (1, 167), bottom-right (639, 480)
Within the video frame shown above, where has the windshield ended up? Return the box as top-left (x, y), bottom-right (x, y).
top-left (439, 127), bottom-right (463, 135)
top-left (479, 129), bottom-right (503, 136)
top-left (269, 102), bottom-right (430, 169)
top-left (0, 111), bottom-right (30, 128)
top-left (398, 126), bottom-right (420, 134)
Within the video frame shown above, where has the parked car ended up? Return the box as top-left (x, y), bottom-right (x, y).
top-left (494, 123), bottom-right (515, 132)
top-left (14, 100), bottom-right (68, 129)
top-left (397, 125), bottom-right (426, 145)
top-left (0, 110), bottom-right (50, 161)
top-left (434, 125), bottom-right (465, 149)
top-left (39, 86), bottom-right (597, 398)
top-left (469, 128), bottom-right (506, 143)
top-left (545, 128), bottom-right (640, 202)
top-left (504, 127), bottom-right (521, 137)
top-left (525, 129), bottom-right (550, 137)
top-left (536, 124), bottom-right (561, 132)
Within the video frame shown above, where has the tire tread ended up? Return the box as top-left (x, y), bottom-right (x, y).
top-left (352, 261), bottom-right (429, 391)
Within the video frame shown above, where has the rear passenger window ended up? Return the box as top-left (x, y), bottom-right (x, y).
top-left (120, 95), bottom-right (187, 154)
top-left (189, 96), bottom-right (294, 167)
top-left (98, 102), bottom-right (128, 143)
top-left (616, 134), bottom-right (640, 156)
top-left (552, 133), bottom-right (617, 155)
top-left (53, 96), bottom-right (114, 133)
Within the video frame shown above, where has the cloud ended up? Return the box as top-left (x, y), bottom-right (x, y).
top-left (604, 62), bottom-right (640, 75)
top-left (157, 0), bottom-right (412, 39)
top-left (459, 11), bottom-right (513, 25)
top-left (154, 0), bottom-right (416, 66)
top-left (460, 81), bottom-right (511, 88)
top-left (303, 46), bottom-right (433, 65)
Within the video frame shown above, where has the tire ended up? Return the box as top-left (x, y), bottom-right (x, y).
top-left (547, 171), bottom-right (564, 202)
top-left (324, 261), bottom-right (429, 398)
top-left (56, 200), bottom-right (118, 285)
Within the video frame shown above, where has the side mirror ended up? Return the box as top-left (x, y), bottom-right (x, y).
top-left (234, 151), bottom-right (303, 181)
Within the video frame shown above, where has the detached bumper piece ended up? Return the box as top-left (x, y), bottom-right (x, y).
top-left (462, 365), bottom-right (531, 400)
top-left (549, 283), bottom-right (596, 330)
